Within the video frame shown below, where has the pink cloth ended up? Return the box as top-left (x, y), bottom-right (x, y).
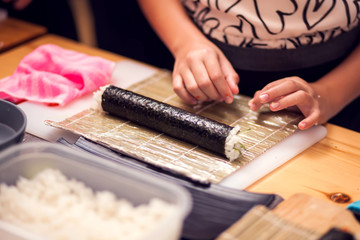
top-left (0, 44), bottom-right (115, 106)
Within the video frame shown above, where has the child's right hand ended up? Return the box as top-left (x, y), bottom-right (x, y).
top-left (172, 41), bottom-right (239, 105)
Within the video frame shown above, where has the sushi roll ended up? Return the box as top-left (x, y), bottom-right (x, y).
top-left (94, 85), bottom-right (247, 161)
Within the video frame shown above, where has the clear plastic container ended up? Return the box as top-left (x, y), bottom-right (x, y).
top-left (0, 142), bottom-right (192, 240)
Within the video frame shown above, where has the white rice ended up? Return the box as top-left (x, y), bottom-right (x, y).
top-left (0, 168), bottom-right (175, 240)
top-left (91, 85), bottom-right (109, 111)
top-left (225, 125), bottom-right (247, 162)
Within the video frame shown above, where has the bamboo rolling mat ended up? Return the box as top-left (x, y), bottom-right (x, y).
top-left (217, 193), bottom-right (360, 240)
top-left (46, 70), bottom-right (302, 184)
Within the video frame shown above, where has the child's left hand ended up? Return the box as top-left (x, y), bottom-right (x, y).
top-left (248, 77), bottom-right (323, 130)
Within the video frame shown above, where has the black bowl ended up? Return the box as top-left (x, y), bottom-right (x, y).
top-left (0, 99), bottom-right (27, 151)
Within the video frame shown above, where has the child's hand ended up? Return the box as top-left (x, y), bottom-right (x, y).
top-left (172, 41), bottom-right (239, 105)
top-left (248, 77), bottom-right (324, 130)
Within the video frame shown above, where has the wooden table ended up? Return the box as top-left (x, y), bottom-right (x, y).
top-left (247, 124), bottom-right (360, 206)
top-left (0, 17), bottom-right (47, 53)
top-left (1, 34), bottom-right (360, 208)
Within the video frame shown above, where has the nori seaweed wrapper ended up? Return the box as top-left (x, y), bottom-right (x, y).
top-left (101, 85), bottom-right (233, 157)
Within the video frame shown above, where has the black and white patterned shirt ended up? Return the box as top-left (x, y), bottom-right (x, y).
top-left (183, 0), bottom-right (360, 49)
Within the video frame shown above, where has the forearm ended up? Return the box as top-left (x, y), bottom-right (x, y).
top-left (138, 0), bottom-right (240, 104)
top-left (137, 0), bottom-right (210, 57)
top-left (312, 43), bottom-right (360, 121)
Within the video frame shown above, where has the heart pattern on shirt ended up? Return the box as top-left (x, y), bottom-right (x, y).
top-left (303, 0), bottom-right (336, 30)
top-left (255, 0), bottom-right (298, 35)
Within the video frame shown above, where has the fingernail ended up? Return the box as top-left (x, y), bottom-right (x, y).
top-left (233, 86), bottom-right (239, 94)
top-left (249, 103), bottom-right (256, 111)
top-left (299, 122), bottom-right (307, 129)
top-left (189, 97), bottom-right (198, 104)
top-left (270, 101), bottom-right (279, 109)
top-left (225, 96), bottom-right (233, 104)
top-left (259, 93), bottom-right (269, 102)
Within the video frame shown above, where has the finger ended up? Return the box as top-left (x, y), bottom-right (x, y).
top-left (248, 91), bottom-right (262, 111)
top-left (260, 79), bottom-right (286, 92)
top-left (202, 53), bottom-right (234, 103)
top-left (173, 74), bottom-right (198, 105)
top-left (249, 78), bottom-right (295, 110)
top-left (226, 74), bottom-right (240, 95)
top-left (259, 78), bottom-right (306, 104)
top-left (219, 54), bottom-right (239, 95)
top-left (249, 81), bottom-right (286, 109)
top-left (260, 77), bottom-right (300, 91)
top-left (180, 69), bottom-right (209, 102)
top-left (298, 110), bottom-right (320, 130)
top-left (190, 60), bottom-right (222, 101)
top-left (268, 90), bottom-right (320, 130)
top-left (268, 90), bottom-right (311, 112)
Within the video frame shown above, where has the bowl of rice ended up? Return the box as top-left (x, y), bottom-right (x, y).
top-left (0, 142), bottom-right (192, 240)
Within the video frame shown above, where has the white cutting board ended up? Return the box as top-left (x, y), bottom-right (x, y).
top-left (18, 60), bottom-right (327, 190)
top-left (219, 125), bottom-right (326, 189)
